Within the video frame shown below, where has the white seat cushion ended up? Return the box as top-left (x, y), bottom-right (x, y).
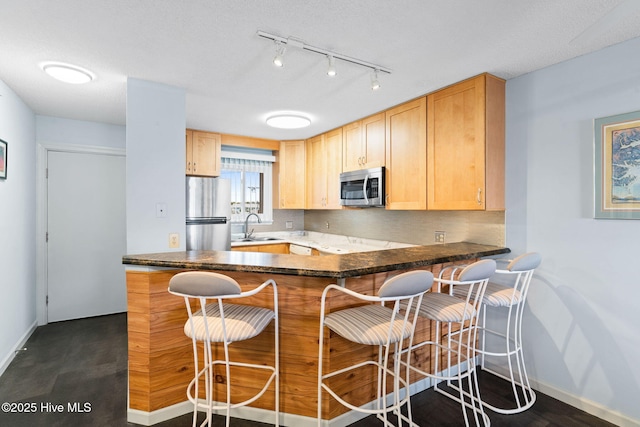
top-left (481, 282), bottom-right (522, 307)
top-left (419, 292), bottom-right (476, 322)
top-left (186, 303), bottom-right (274, 342)
top-left (453, 282), bottom-right (522, 307)
top-left (324, 304), bottom-right (412, 346)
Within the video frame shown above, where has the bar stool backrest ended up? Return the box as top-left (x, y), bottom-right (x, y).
top-left (458, 259), bottom-right (498, 282)
top-left (169, 271), bottom-right (242, 297)
top-left (379, 270), bottom-right (434, 298)
top-left (505, 252), bottom-right (541, 272)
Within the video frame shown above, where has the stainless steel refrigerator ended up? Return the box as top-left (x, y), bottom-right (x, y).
top-left (186, 176), bottom-right (231, 251)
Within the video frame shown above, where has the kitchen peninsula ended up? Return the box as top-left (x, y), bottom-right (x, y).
top-left (123, 242), bottom-right (509, 425)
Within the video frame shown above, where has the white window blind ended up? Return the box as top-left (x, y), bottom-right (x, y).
top-left (221, 150), bottom-right (274, 223)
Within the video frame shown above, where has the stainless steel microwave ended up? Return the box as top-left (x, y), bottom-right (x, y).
top-left (339, 167), bottom-right (385, 207)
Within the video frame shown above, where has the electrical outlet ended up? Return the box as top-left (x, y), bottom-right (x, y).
top-left (285, 221), bottom-right (293, 229)
top-left (435, 231), bottom-right (446, 244)
top-left (169, 233), bottom-right (179, 248)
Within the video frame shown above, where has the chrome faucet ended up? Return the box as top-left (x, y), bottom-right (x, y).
top-left (244, 213), bottom-right (261, 238)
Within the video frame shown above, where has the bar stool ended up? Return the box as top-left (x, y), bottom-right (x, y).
top-left (402, 259), bottom-right (496, 427)
top-left (317, 270), bottom-right (434, 427)
top-left (472, 252), bottom-right (541, 414)
top-left (168, 271), bottom-right (279, 427)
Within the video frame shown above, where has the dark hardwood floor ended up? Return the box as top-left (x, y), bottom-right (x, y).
top-left (0, 313), bottom-right (616, 427)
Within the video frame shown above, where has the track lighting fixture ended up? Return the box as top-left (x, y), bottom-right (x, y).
top-left (258, 30), bottom-right (390, 89)
top-left (371, 69), bottom-right (381, 90)
top-left (326, 55), bottom-right (337, 77)
top-left (273, 41), bottom-right (286, 67)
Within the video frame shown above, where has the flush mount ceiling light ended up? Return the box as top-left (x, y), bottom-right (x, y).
top-left (257, 30), bottom-right (390, 88)
top-left (266, 114), bottom-right (311, 129)
top-left (41, 62), bottom-right (94, 84)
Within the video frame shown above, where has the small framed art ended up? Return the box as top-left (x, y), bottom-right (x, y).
top-left (0, 139), bottom-right (6, 180)
top-left (594, 110), bottom-right (640, 219)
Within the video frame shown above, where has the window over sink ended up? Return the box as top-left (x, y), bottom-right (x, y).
top-left (221, 147), bottom-right (274, 224)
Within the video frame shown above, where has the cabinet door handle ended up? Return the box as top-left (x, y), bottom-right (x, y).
top-left (477, 188), bottom-right (482, 205)
top-left (193, 162), bottom-right (197, 172)
top-left (187, 161), bottom-right (191, 172)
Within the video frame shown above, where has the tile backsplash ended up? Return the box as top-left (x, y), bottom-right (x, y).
top-left (238, 209), bottom-right (505, 247)
top-left (304, 209), bottom-right (505, 246)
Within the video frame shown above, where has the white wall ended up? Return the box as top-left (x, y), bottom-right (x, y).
top-left (506, 37), bottom-right (640, 425)
top-left (0, 80), bottom-right (37, 373)
top-left (36, 115), bottom-right (125, 149)
top-left (126, 79), bottom-right (185, 254)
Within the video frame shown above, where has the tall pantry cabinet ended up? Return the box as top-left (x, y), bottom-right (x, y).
top-left (426, 74), bottom-right (505, 210)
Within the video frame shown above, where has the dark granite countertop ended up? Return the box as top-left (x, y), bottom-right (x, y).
top-left (122, 242), bottom-right (510, 279)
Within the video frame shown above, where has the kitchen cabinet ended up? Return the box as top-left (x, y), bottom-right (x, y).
top-left (231, 243), bottom-right (289, 254)
top-left (277, 140), bottom-right (306, 209)
top-left (185, 130), bottom-right (221, 176)
top-left (306, 128), bottom-right (343, 209)
top-left (342, 112), bottom-right (385, 172)
top-left (385, 97), bottom-right (427, 210)
top-left (426, 74), bottom-right (505, 210)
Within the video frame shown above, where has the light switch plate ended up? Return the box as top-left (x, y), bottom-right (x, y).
top-left (156, 203), bottom-right (167, 218)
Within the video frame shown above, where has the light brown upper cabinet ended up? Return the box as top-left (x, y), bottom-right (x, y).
top-left (306, 128), bottom-right (343, 209)
top-left (278, 140), bottom-right (306, 209)
top-left (342, 112), bottom-right (385, 172)
top-left (426, 74), bottom-right (505, 210)
top-left (385, 97), bottom-right (427, 210)
top-left (186, 130), bottom-right (221, 177)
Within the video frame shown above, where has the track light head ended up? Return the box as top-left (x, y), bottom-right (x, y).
top-left (371, 69), bottom-right (381, 90)
top-left (273, 41), bottom-right (286, 67)
top-left (326, 55), bottom-right (337, 77)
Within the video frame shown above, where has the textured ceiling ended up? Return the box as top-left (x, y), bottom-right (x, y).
top-left (1, 0), bottom-right (639, 140)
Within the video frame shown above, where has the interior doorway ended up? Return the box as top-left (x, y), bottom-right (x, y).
top-left (45, 149), bottom-right (126, 322)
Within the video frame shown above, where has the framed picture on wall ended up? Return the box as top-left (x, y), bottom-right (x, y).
top-left (0, 139), bottom-right (6, 180)
top-left (594, 110), bottom-right (640, 219)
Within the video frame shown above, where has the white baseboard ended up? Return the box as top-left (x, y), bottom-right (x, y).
top-left (0, 320), bottom-right (37, 377)
top-left (529, 378), bottom-right (640, 427)
top-left (127, 400), bottom-right (324, 427)
top-left (125, 362), bottom-right (467, 427)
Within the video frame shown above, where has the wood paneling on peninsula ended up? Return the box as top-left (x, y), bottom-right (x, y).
top-left (123, 243), bottom-right (509, 422)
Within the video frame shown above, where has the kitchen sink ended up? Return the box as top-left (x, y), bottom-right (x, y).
top-left (233, 236), bottom-right (283, 242)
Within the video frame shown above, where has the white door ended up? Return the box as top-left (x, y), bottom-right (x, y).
top-left (47, 150), bottom-right (126, 322)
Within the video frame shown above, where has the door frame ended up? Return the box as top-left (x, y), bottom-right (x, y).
top-left (36, 142), bottom-right (126, 325)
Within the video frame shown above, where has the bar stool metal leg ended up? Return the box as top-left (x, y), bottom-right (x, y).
top-left (317, 270), bottom-right (433, 427)
top-left (168, 271), bottom-right (279, 427)
top-left (400, 259), bottom-right (496, 427)
top-left (475, 252), bottom-right (541, 414)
